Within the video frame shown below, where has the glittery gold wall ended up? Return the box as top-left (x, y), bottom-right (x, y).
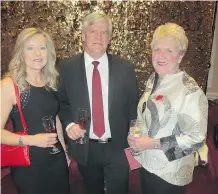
top-left (1, 1), bottom-right (216, 96)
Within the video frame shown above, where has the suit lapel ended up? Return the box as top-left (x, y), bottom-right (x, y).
top-left (78, 54), bottom-right (91, 119)
top-left (108, 54), bottom-right (114, 117)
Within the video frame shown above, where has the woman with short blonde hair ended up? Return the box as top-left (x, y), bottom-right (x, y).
top-left (128, 23), bottom-right (208, 194)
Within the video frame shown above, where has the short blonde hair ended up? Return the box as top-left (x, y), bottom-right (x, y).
top-left (8, 28), bottom-right (58, 91)
top-left (82, 12), bottom-right (112, 36)
top-left (151, 23), bottom-right (188, 54)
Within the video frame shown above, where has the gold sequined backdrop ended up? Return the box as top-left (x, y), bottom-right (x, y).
top-left (1, 1), bottom-right (216, 96)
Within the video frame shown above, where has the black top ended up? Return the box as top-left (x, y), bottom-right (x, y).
top-left (10, 84), bottom-right (70, 194)
top-left (10, 84), bottom-right (59, 165)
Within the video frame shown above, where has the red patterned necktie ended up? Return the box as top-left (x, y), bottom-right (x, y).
top-left (92, 61), bottom-right (105, 138)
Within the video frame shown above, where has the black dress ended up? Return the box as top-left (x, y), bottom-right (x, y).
top-left (10, 84), bottom-right (70, 194)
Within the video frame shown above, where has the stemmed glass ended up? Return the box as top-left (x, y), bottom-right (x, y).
top-left (129, 119), bottom-right (142, 156)
top-left (42, 116), bottom-right (61, 154)
top-left (76, 108), bottom-right (88, 144)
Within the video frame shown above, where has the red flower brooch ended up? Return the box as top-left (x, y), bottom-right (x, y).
top-left (155, 95), bottom-right (163, 101)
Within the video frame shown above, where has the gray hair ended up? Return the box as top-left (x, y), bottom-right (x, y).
top-left (82, 12), bottom-right (112, 36)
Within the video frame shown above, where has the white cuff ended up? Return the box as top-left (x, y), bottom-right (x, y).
top-left (66, 123), bottom-right (75, 132)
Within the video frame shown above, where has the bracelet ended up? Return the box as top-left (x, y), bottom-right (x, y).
top-left (153, 140), bottom-right (159, 149)
top-left (18, 135), bottom-right (24, 146)
top-left (64, 150), bottom-right (68, 154)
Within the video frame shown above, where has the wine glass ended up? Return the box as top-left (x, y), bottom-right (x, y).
top-left (42, 116), bottom-right (61, 154)
top-left (76, 108), bottom-right (88, 144)
top-left (129, 119), bottom-right (142, 156)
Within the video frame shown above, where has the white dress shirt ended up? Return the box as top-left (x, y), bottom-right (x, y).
top-left (66, 52), bottom-right (111, 139)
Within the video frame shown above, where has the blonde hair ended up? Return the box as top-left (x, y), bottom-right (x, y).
top-left (8, 28), bottom-right (58, 91)
top-left (151, 23), bottom-right (188, 54)
top-left (82, 12), bottom-right (112, 36)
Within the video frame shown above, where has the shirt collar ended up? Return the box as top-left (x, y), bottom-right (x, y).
top-left (84, 52), bottom-right (107, 67)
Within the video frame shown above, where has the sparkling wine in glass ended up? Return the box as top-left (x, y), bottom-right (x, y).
top-left (76, 108), bottom-right (88, 144)
top-left (42, 116), bottom-right (61, 154)
top-left (129, 119), bottom-right (142, 156)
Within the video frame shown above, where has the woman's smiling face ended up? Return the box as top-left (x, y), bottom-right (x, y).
top-left (23, 34), bottom-right (48, 72)
top-left (152, 37), bottom-right (184, 78)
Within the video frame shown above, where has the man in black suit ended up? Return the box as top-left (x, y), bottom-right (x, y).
top-left (58, 12), bottom-right (138, 194)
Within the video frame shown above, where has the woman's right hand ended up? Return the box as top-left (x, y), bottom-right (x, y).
top-left (30, 133), bottom-right (58, 148)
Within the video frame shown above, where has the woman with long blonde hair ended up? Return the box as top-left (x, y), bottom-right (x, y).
top-left (1, 28), bottom-right (70, 194)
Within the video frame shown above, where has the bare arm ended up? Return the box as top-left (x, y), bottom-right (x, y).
top-left (1, 77), bottom-right (57, 147)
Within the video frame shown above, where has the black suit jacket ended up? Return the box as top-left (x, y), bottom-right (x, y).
top-left (58, 53), bottom-right (138, 165)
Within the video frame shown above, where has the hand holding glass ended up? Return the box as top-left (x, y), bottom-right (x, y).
top-left (129, 119), bottom-right (142, 156)
top-left (42, 116), bottom-right (61, 154)
top-left (76, 108), bottom-right (88, 144)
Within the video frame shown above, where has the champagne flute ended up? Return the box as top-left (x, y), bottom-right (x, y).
top-left (129, 119), bottom-right (142, 156)
top-left (42, 116), bottom-right (61, 154)
top-left (76, 108), bottom-right (88, 144)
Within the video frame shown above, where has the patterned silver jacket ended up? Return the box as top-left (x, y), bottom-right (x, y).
top-left (135, 71), bottom-right (208, 186)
